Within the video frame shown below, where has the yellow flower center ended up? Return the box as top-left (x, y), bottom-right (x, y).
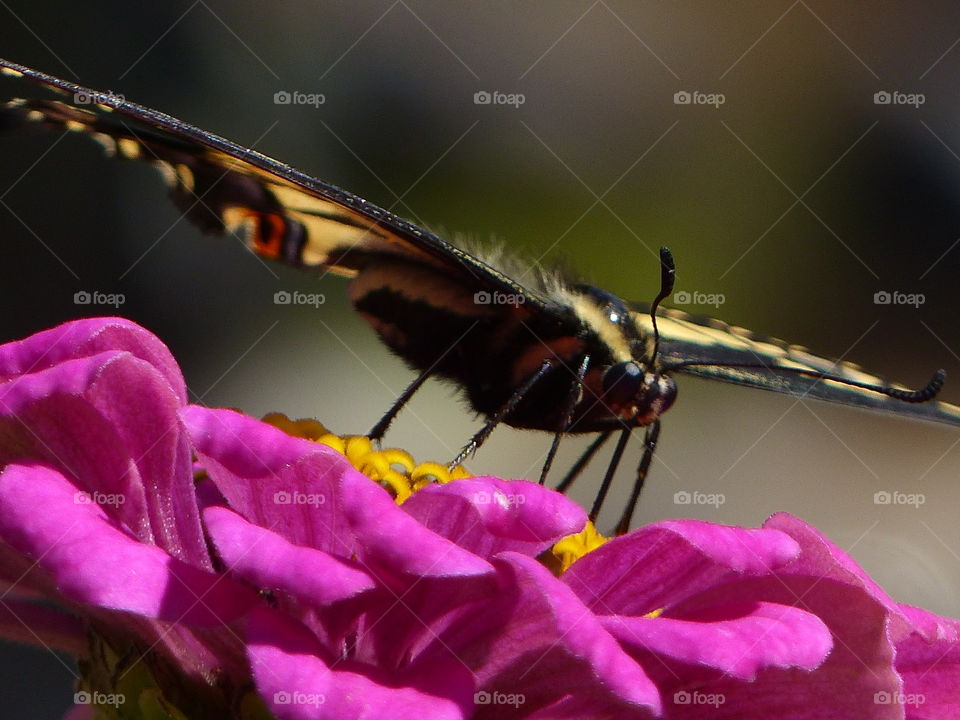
top-left (261, 413), bottom-right (471, 504)
top-left (262, 413), bottom-right (609, 571)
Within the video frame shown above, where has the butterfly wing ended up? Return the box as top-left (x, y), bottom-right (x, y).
top-left (632, 303), bottom-right (960, 427)
top-left (0, 58), bottom-right (548, 314)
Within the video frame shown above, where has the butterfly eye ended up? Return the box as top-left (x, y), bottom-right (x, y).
top-left (601, 361), bottom-right (644, 407)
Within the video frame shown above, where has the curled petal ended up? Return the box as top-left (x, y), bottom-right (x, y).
top-left (402, 477), bottom-right (586, 557)
top-left (564, 519), bottom-right (800, 615)
top-left (441, 552), bottom-right (661, 718)
top-left (247, 607), bottom-right (474, 720)
top-left (0, 317), bottom-right (186, 402)
top-left (203, 505), bottom-right (376, 606)
top-left (601, 601), bottom-right (831, 679)
top-left (184, 407), bottom-right (494, 582)
top-left (0, 350), bottom-right (206, 567)
top-left (765, 513), bottom-right (910, 637)
top-left (0, 463), bottom-right (256, 625)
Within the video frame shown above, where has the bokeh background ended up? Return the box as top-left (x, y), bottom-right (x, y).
top-left (2, 2), bottom-right (960, 716)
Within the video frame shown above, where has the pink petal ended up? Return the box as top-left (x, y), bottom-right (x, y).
top-left (203, 505), bottom-right (376, 606)
top-left (658, 575), bottom-right (903, 719)
top-left (402, 477), bottom-right (586, 557)
top-left (0, 351), bottom-right (207, 567)
top-left (184, 407), bottom-right (494, 581)
top-left (601, 601), bottom-right (831, 679)
top-left (895, 603), bottom-right (960, 717)
top-left (441, 552), bottom-right (661, 718)
top-left (563, 519), bottom-right (800, 615)
top-left (765, 513), bottom-right (910, 637)
top-left (0, 317), bottom-right (186, 403)
top-left (0, 463), bottom-right (256, 626)
top-left (247, 607), bottom-right (474, 720)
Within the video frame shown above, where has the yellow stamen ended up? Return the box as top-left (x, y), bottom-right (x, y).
top-left (551, 521), bottom-right (610, 572)
top-left (263, 414), bottom-right (610, 575)
top-left (262, 414), bottom-right (471, 502)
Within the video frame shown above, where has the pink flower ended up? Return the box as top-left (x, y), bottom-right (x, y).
top-left (0, 317), bottom-right (956, 719)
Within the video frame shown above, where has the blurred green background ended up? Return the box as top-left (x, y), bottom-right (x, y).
top-left (3, 2), bottom-right (960, 716)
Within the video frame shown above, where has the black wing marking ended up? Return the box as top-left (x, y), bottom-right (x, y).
top-left (632, 303), bottom-right (960, 427)
top-left (0, 58), bottom-right (548, 314)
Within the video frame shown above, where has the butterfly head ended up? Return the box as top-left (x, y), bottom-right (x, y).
top-left (601, 360), bottom-right (677, 425)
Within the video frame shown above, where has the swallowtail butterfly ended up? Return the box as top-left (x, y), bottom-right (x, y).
top-left (2, 58), bottom-right (957, 533)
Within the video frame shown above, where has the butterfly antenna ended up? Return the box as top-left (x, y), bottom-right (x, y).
top-left (650, 247), bottom-right (676, 361)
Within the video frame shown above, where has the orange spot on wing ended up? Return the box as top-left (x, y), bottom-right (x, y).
top-left (251, 212), bottom-right (286, 259)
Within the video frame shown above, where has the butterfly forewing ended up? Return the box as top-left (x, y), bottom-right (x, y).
top-left (0, 59), bottom-right (547, 316)
top-left (634, 304), bottom-right (960, 426)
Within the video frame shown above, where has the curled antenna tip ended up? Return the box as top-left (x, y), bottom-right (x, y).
top-left (887, 368), bottom-right (946, 404)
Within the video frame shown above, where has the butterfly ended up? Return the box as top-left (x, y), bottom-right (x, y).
top-left (2, 58), bottom-right (957, 534)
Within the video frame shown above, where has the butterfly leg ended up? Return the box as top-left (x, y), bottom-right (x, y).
top-left (588, 427), bottom-right (632, 524)
top-left (449, 359), bottom-right (555, 470)
top-left (539, 355), bottom-right (591, 485)
top-left (614, 420), bottom-right (661, 535)
top-left (367, 366), bottom-right (434, 442)
top-left (555, 431), bottom-right (612, 493)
